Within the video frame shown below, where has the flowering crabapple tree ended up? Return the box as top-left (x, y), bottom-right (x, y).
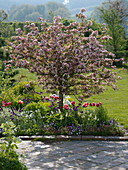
top-left (8, 9), bottom-right (116, 111)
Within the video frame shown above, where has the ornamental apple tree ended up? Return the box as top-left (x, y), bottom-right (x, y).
top-left (8, 9), bottom-right (116, 111)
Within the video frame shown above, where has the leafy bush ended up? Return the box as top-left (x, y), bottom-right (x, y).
top-left (12, 81), bottom-right (36, 96)
top-left (0, 154), bottom-right (27, 170)
top-left (0, 122), bottom-right (27, 170)
top-left (95, 106), bottom-right (109, 126)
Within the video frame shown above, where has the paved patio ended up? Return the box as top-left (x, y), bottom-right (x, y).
top-left (17, 140), bottom-right (128, 170)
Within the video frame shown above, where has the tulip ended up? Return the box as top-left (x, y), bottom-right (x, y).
top-left (90, 103), bottom-right (95, 106)
top-left (2, 104), bottom-right (7, 107)
top-left (50, 95), bottom-right (54, 98)
top-left (18, 100), bottom-right (23, 104)
top-left (99, 102), bottom-right (102, 105)
top-left (63, 104), bottom-right (69, 109)
top-left (6, 102), bottom-right (12, 106)
top-left (45, 97), bottom-right (49, 101)
top-left (82, 102), bottom-right (88, 107)
top-left (71, 101), bottom-right (75, 105)
top-left (54, 96), bottom-right (59, 100)
top-left (2, 101), bottom-right (6, 104)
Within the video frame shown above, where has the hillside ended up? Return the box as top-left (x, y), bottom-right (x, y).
top-left (1, 0), bottom-right (104, 14)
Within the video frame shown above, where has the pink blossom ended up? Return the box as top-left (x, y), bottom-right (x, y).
top-left (8, 9), bottom-right (117, 111)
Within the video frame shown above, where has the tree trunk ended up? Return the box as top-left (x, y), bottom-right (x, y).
top-left (59, 89), bottom-right (63, 112)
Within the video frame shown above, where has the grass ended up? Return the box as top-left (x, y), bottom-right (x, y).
top-left (89, 68), bottom-right (128, 129)
top-left (14, 67), bottom-right (128, 129)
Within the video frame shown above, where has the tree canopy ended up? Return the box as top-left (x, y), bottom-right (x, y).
top-left (0, 9), bottom-right (8, 22)
top-left (8, 9), bottom-right (116, 110)
top-left (94, 0), bottom-right (127, 59)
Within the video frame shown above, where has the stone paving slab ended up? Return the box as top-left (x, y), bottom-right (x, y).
top-left (16, 140), bottom-right (128, 170)
top-left (19, 135), bottom-right (128, 141)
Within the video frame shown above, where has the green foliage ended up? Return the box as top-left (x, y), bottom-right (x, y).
top-left (0, 68), bottom-right (18, 94)
top-left (0, 122), bottom-right (19, 154)
top-left (12, 81), bottom-right (36, 96)
top-left (0, 122), bottom-right (27, 170)
top-left (24, 102), bottom-right (47, 113)
top-left (115, 50), bottom-right (128, 62)
top-left (0, 9), bottom-right (8, 22)
top-left (95, 106), bottom-right (109, 126)
top-left (0, 37), bottom-right (6, 47)
top-left (60, 18), bottom-right (75, 26)
top-left (0, 47), bottom-right (10, 61)
top-left (0, 154), bottom-right (27, 170)
top-left (95, 0), bottom-right (127, 62)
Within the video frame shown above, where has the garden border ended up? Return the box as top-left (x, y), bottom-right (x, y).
top-left (19, 135), bottom-right (128, 141)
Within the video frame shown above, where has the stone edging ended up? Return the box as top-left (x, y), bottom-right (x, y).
top-left (19, 135), bottom-right (128, 141)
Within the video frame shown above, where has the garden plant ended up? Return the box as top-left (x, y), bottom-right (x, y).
top-left (0, 122), bottom-right (27, 170)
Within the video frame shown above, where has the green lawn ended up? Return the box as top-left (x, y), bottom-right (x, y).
top-left (89, 68), bottom-right (128, 129)
top-left (15, 67), bottom-right (128, 129)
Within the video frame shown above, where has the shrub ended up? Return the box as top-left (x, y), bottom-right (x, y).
top-left (0, 122), bottom-right (27, 170)
top-left (0, 154), bottom-right (27, 170)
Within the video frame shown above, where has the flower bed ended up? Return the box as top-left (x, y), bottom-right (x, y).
top-left (0, 91), bottom-right (124, 137)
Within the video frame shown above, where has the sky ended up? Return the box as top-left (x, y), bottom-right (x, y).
top-left (63, 0), bottom-right (70, 5)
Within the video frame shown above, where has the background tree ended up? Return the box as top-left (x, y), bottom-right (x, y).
top-left (8, 10), bottom-right (116, 111)
top-left (94, 0), bottom-right (127, 63)
top-left (54, 8), bottom-right (71, 18)
top-left (8, 5), bottom-right (36, 22)
top-left (45, 1), bottom-right (71, 21)
top-left (36, 5), bottom-right (45, 18)
top-left (25, 12), bottom-right (41, 22)
top-left (8, 2), bottom-right (70, 22)
top-left (0, 9), bottom-right (8, 22)
top-left (0, 9), bottom-right (8, 37)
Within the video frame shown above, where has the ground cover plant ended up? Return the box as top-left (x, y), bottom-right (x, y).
top-left (0, 9), bottom-right (126, 136)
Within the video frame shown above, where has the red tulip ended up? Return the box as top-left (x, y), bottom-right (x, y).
top-left (54, 96), bottom-right (59, 100)
top-left (18, 100), bottom-right (23, 104)
top-left (71, 101), bottom-right (75, 105)
top-left (2, 101), bottom-right (7, 107)
top-left (90, 103), bottom-right (95, 106)
top-left (6, 102), bottom-right (12, 106)
top-left (63, 104), bottom-right (69, 109)
top-left (2, 104), bottom-right (7, 107)
top-left (45, 97), bottom-right (49, 101)
top-left (2, 101), bottom-right (6, 104)
top-left (82, 102), bottom-right (88, 107)
top-left (50, 95), bottom-right (54, 98)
